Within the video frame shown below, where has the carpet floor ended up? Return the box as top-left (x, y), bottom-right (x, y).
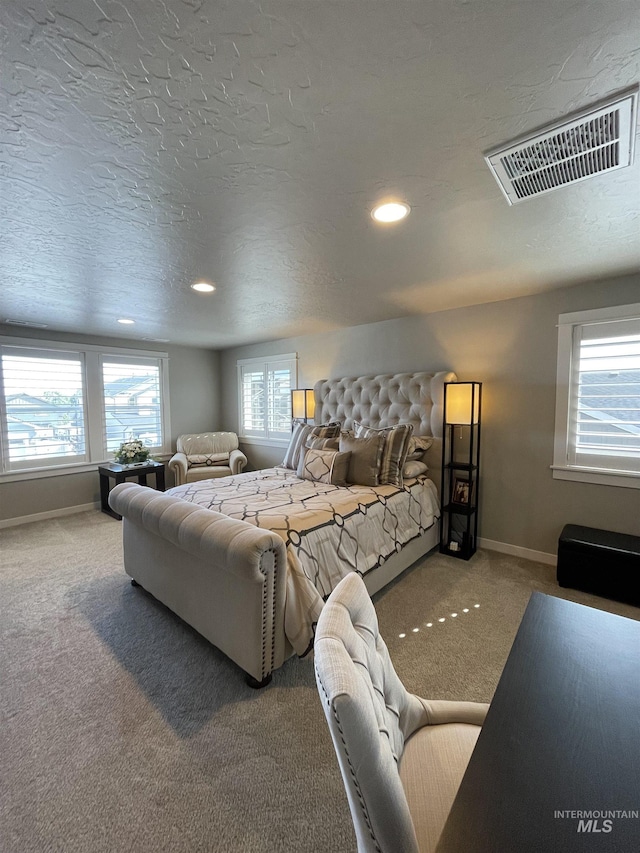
top-left (1, 510), bottom-right (638, 852)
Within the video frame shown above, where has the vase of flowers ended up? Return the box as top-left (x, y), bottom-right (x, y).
top-left (114, 439), bottom-right (152, 466)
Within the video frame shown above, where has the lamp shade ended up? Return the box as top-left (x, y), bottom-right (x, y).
top-left (445, 382), bottom-right (480, 425)
top-left (291, 388), bottom-right (315, 421)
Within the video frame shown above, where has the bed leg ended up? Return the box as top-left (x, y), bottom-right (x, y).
top-left (130, 578), bottom-right (141, 588)
top-left (245, 673), bottom-right (272, 689)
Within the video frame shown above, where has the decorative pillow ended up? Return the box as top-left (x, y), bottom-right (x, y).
top-left (405, 436), bottom-right (434, 460)
top-left (338, 432), bottom-right (385, 486)
top-left (297, 448), bottom-right (351, 486)
top-left (282, 421), bottom-right (341, 470)
top-left (305, 436), bottom-right (340, 452)
top-left (402, 460), bottom-right (428, 479)
top-left (353, 422), bottom-right (413, 487)
top-left (187, 453), bottom-right (229, 468)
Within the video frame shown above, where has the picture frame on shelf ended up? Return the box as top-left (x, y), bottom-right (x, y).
top-left (452, 476), bottom-right (473, 506)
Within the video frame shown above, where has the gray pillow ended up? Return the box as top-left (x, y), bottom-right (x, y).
top-left (339, 432), bottom-right (385, 486)
top-left (353, 421), bottom-right (414, 487)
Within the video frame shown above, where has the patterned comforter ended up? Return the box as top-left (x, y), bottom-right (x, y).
top-left (169, 467), bottom-right (440, 655)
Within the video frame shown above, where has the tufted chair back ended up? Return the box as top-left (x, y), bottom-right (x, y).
top-left (314, 572), bottom-right (488, 853)
top-left (314, 573), bottom-right (426, 853)
top-left (177, 431), bottom-right (239, 457)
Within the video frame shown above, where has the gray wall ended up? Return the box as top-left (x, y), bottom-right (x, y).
top-left (0, 326), bottom-right (220, 522)
top-left (4, 274), bottom-right (639, 547)
top-left (220, 273), bottom-right (640, 556)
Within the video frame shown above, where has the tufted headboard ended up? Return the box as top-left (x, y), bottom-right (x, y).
top-left (313, 371), bottom-right (457, 438)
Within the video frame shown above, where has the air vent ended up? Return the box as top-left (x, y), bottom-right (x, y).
top-left (486, 89), bottom-right (638, 204)
top-left (4, 319), bottom-right (49, 328)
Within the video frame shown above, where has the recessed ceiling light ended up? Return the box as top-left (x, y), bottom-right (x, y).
top-left (371, 201), bottom-right (411, 223)
top-left (117, 318), bottom-right (135, 325)
top-left (191, 281), bottom-right (216, 293)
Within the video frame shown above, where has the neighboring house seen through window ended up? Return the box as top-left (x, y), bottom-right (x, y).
top-left (237, 353), bottom-right (297, 444)
top-left (0, 338), bottom-right (170, 477)
top-left (553, 303), bottom-right (640, 488)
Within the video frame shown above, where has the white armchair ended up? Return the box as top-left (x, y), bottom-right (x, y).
top-left (168, 432), bottom-right (247, 486)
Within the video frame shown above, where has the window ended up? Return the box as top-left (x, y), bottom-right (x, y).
top-left (102, 357), bottom-right (164, 454)
top-left (0, 338), bottom-right (170, 478)
top-left (553, 303), bottom-right (640, 488)
top-left (237, 353), bottom-right (297, 444)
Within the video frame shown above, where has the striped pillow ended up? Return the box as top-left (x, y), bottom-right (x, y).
top-left (282, 421), bottom-right (341, 470)
top-left (353, 422), bottom-right (414, 487)
top-left (405, 435), bottom-right (434, 460)
top-left (305, 436), bottom-right (340, 452)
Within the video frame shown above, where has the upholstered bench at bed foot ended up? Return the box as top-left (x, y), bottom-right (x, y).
top-left (557, 524), bottom-right (640, 607)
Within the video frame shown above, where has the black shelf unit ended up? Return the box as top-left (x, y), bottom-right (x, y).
top-left (440, 382), bottom-right (482, 560)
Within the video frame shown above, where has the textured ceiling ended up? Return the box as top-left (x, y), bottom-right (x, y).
top-left (1, 0), bottom-right (639, 348)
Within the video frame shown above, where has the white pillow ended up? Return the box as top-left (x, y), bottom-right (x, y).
top-left (402, 460), bottom-right (428, 479)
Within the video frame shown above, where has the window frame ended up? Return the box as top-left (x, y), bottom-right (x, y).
top-left (237, 353), bottom-right (297, 446)
top-left (552, 302), bottom-right (640, 489)
top-left (0, 336), bottom-right (170, 482)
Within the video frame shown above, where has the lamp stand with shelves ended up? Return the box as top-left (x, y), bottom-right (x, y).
top-left (440, 382), bottom-right (482, 560)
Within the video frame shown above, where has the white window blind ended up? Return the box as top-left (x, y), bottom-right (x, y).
top-left (267, 364), bottom-right (294, 436)
top-left (240, 365), bottom-right (266, 436)
top-left (102, 357), bottom-right (163, 453)
top-left (570, 320), bottom-right (640, 469)
top-left (238, 354), bottom-right (296, 443)
top-left (0, 338), bottom-right (170, 477)
top-left (553, 304), bottom-right (640, 486)
top-left (0, 346), bottom-right (86, 470)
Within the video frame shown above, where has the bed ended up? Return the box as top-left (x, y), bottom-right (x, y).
top-left (109, 371), bottom-right (455, 685)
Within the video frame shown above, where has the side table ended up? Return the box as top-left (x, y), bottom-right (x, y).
top-left (99, 460), bottom-right (166, 520)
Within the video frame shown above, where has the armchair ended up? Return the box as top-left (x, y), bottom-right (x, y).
top-left (314, 572), bottom-right (488, 853)
top-left (168, 432), bottom-right (247, 486)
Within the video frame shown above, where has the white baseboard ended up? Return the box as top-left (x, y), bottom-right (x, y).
top-left (0, 502), bottom-right (100, 529)
top-left (479, 537), bottom-right (557, 567)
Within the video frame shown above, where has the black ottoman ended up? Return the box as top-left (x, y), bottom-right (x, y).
top-left (557, 524), bottom-right (640, 607)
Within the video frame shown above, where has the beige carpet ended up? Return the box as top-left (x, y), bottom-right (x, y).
top-left (1, 510), bottom-right (638, 853)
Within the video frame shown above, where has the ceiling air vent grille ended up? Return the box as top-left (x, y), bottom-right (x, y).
top-left (486, 90), bottom-right (637, 204)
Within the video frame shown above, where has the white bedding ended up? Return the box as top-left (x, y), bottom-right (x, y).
top-left (170, 467), bottom-right (439, 655)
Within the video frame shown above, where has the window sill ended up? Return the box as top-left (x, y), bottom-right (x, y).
top-left (0, 453), bottom-right (171, 483)
top-left (551, 465), bottom-right (640, 489)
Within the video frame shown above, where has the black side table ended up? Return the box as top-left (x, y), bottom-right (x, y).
top-left (99, 460), bottom-right (166, 519)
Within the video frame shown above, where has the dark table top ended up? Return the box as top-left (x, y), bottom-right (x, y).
top-left (437, 592), bottom-right (640, 853)
top-left (99, 460), bottom-right (164, 474)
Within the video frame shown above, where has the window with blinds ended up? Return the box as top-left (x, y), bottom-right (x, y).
top-left (0, 346), bottom-right (86, 469)
top-left (0, 339), bottom-right (169, 475)
top-left (238, 354), bottom-right (296, 443)
top-left (102, 357), bottom-right (163, 453)
top-left (553, 304), bottom-right (640, 486)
